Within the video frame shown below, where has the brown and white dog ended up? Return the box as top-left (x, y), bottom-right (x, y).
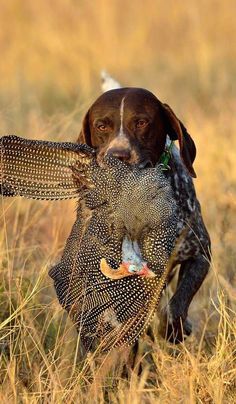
top-left (78, 86), bottom-right (211, 343)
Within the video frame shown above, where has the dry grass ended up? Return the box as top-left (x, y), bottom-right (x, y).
top-left (0, 0), bottom-right (236, 402)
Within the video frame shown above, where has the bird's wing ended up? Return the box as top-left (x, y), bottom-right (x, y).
top-left (0, 135), bottom-right (95, 200)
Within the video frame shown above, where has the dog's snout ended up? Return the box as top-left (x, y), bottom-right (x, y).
top-left (107, 148), bottom-right (131, 162)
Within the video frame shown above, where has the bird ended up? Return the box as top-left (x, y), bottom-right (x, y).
top-left (0, 135), bottom-right (178, 351)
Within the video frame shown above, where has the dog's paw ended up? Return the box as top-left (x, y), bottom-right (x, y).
top-left (167, 317), bottom-right (192, 343)
top-left (158, 310), bottom-right (192, 344)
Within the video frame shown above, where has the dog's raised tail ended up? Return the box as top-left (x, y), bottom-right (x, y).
top-left (101, 70), bottom-right (121, 93)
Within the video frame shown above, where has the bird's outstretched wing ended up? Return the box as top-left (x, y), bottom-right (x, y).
top-left (0, 135), bottom-right (95, 200)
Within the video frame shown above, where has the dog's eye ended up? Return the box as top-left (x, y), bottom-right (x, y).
top-left (136, 119), bottom-right (148, 129)
top-left (97, 124), bottom-right (107, 131)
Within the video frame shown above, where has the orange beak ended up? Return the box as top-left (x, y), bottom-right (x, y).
top-left (100, 258), bottom-right (156, 280)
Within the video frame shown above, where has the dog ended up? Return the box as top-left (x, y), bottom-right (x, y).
top-left (78, 87), bottom-right (211, 343)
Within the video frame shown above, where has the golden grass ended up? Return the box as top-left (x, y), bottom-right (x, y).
top-left (0, 0), bottom-right (236, 402)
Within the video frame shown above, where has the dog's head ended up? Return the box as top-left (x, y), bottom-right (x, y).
top-left (78, 88), bottom-right (196, 177)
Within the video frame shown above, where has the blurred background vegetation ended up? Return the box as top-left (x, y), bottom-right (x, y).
top-left (0, 0), bottom-right (235, 402)
top-left (0, 0), bottom-right (235, 125)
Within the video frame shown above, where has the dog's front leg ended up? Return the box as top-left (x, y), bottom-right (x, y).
top-left (159, 255), bottom-right (210, 343)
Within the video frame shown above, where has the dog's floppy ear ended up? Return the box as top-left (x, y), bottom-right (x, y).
top-left (78, 110), bottom-right (92, 146)
top-left (162, 103), bottom-right (197, 178)
top-left (0, 136), bottom-right (95, 200)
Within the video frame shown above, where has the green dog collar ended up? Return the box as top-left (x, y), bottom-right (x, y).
top-left (159, 140), bottom-right (174, 170)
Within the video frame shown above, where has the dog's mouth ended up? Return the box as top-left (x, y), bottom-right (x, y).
top-left (138, 159), bottom-right (153, 169)
top-left (96, 147), bottom-right (153, 169)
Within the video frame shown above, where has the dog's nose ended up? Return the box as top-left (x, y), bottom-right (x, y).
top-left (107, 148), bottom-right (131, 162)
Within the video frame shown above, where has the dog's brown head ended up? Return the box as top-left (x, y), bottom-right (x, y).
top-left (78, 88), bottom-right (196, 177)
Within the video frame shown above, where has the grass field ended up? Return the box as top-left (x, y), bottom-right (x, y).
top-left (0, 1), bottom-right (236, 402)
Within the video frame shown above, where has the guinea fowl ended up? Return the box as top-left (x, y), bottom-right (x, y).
top-left (0, 135), bottom-right (177, 350)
